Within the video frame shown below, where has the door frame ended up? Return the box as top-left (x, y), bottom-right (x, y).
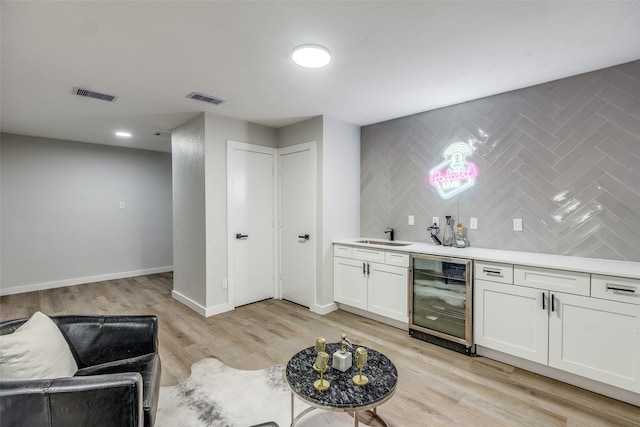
top-left (227, 140), bottom-right (279, 309)
top-left (277, 141), bottom-right (317, 308)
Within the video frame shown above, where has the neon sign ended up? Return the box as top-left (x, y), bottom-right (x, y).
top-left (428, 142), bottom-right (478, 199)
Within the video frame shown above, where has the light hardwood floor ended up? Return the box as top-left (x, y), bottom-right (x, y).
top-left (1, 273), bottom-right (639, 426)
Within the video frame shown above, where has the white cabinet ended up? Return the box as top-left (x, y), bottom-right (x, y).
top-left (513, 265), bottom-right (590, 296)
top-left (333, 256), bottom-right (367, 310)
top-left (474, 279), bottom-right (548, 364)
top-left (333, 244), bottom-right (409, 323)
top-left (474, 262), bottom-right (640, 393)
top-left (368, 262), bottom-right (408, 321)
top-left (549, 292), bottom-right (640, 392)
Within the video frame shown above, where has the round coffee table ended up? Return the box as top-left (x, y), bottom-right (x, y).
top-left (285, 343), bottom-right (398, 427)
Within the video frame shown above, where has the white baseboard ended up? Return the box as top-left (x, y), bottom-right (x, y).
top-left (336, 303), bottom-right (409, 331)
top-left (476, 345), bottom-right (640, 406)
top-left (204, 303), bottom-right (234, 317)
top-left (0, 266), bottom-right (173, 296)
top-left (311, 302), bottom-right (338, 315)
top-left (171, 290), bottom-right (234, 317)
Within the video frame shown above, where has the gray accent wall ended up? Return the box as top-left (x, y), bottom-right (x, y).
top-left (1, 133), bottom-right (173, 292)
top-left (361, 60), bottom-right (640, 262)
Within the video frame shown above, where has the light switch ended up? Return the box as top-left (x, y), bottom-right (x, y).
top-left (408, 215), bottom-right (415, 226)
top-left (120, 202), bottom-right (125, 209)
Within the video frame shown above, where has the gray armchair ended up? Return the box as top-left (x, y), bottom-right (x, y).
top-left (0, 315), bottom-right (161, 427)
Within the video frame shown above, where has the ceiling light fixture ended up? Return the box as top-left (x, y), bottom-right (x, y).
top-left (291, 44), bottom-right (331, 68)
top-left (115, 131), bottom-right (132, 138)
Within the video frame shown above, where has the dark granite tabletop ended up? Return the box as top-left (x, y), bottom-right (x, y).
top-left (285, 343), bottom-right (398, 410)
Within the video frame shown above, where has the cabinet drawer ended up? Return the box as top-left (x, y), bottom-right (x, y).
top-left (474, 261), bottom-right (513, 284)
top-left (514, 266), bottom-right (590, 296)
top-left (592, 275), bottom-right (640, 306)
top-left (334, 244), bottom-right (353, 258)
top-left (385, 251), bottom-right (409, 267)
top-left (353, 247), bottom-right (385, 263)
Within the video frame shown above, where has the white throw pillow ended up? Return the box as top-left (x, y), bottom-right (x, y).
top-left (0, 311), bottom-right (78, 380)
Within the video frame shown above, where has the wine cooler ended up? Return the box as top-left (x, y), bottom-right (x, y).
top-left (409, 254), bottom-right (473, 355)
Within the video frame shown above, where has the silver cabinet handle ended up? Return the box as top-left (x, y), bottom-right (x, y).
top-left (235, 233), bottom-right (248, 240)
top-left (606, 284), bottom-right (637, 296)
top-left (483, 268), bottom-right (503, 277)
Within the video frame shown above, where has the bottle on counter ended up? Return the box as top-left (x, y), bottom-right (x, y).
top-left (454, 223), bottom-right (466, 248)
top-left (443, 216), bottom-right (453, 246)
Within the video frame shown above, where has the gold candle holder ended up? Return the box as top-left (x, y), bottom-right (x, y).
top-left (313, 337), bottom-right (326, 372)
top-left (352, 347), bottom-right (369, 386)
top-left (313, 351), bottom-right (330, 391)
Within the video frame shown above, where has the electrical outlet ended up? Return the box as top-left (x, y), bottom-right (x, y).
top-left (513, 218), bottom-right (523, 232)
top-left (119, 202), bottom-right (125, 209)
top-left (432, 217), bottom-right (439, 227)
top-left (408, 215), bottom-right (415, 226)
top-left (221, 279), bottom-right (228, 289)
top-left (470, 218), bottom-right (478, 229)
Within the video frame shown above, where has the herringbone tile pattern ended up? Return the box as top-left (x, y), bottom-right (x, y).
top-left (362, 60), bottom-right (640, 261)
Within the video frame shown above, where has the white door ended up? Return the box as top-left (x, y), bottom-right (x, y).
top-left (228, 141), bottom-right (276, 307)
top-left (279, 142), bottom-right (316, 307)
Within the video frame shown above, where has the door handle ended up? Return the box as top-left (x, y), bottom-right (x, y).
top-left (551, 294), bottom-right (556, 312)
top-left (235, 233), bottom-right (248, 240)
top-left (542, 292), bottom-right (546, 311)
top-left (298, 234), bottom-right (310, 240)
top-left (362, 262), bottom-right (366, 276)
top-left (366, 262), bottom-right (370, 276)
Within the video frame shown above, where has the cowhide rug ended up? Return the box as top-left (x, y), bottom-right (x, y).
top-left (156, 358), bottom-right (370, 427)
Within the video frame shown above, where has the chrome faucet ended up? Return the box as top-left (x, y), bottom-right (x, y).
top-left (384, 228), bottom-right (395, 241)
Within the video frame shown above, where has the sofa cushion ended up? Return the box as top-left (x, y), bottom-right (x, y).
top-left (75, 352), bottom-right (161, 426)
top-left (0, 311), bottom-right (78, 381)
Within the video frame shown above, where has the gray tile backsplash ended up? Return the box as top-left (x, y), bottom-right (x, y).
top-left (361, 60), bottom-right (640, 262)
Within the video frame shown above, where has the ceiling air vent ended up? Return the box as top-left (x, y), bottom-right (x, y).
top-left (71, 87), bottom-right (118, 102)
top-left (186, 92), bottom-right (225, 105)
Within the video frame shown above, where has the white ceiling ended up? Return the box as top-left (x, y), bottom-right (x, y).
top-left (2, 1), bottom-right (640, 153)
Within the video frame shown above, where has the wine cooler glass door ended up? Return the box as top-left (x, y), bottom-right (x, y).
top-left (410, 255), bottom-right (472, 347)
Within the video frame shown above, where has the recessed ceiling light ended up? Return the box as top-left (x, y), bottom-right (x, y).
top-left (115, 131), bottom-right (132, 138)
top-left (291, 44), bottom-right (331, 68)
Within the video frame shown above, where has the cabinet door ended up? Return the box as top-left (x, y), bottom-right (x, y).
top-left (368, 262), bottom-right (408, 322)
top-left (549, 293), bottom-right (640, 393)
top-left (474, 280), bottom-right (549, 364)
top-left (333, 257), bottom-right (367, 310)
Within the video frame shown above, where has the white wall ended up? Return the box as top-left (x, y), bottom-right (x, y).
top-left (0, 133), bottom-right (173, 294)
top-left (171, 115), bottom-right (207, 308)
top-left (170, 113), bottom-right (279, 315)
top-left (173, 113), bottom-right (359, 317)
top-left (277, 116), bottom-right (360, 313)
top-left (204, 113), bottom-right (278, 312)
top-left (321, 117), bottom-right (360, 307)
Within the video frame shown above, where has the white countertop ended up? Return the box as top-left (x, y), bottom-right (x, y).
top-left (333, 238), bottom-right (640, 280)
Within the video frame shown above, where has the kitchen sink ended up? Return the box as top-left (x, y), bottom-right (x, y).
top-left (355, 239), bottom-right (412, 247)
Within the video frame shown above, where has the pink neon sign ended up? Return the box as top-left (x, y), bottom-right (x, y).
top-left (428, 142), bottom-right (478, 199)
